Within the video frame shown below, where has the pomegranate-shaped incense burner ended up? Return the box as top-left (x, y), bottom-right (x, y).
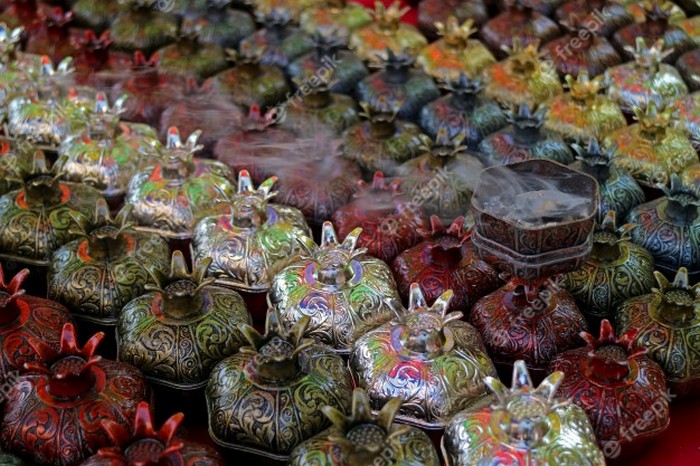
top-left (342, 98), bottom-right (425, 177)
top-left (125, 127), bottom-right (235, 240)
top-left (0, 264), bottom-right (70, 385)
top-left (0, 151), bottom-right (104, 267)
top-left (419, 73), bottom-right (507, 147)
top-left (0, 323), bottom-right (151, 466)
top-left (416, 17), bottom-right (495, 82)
top-left (270, 221), bottom-right (400, 353)
top-left (550, 320), bottom-right (670, 458)
top-left (392, 215), bottom-right (501, 315)
top-left (350, 284), bottom-right (498, 429)
top-left (206, 310), bottom-right (353, 459)
top-left (605, 37), bottom-right (688, 114)
top-left (289, 388), bottom-right (440, 466)
top-left (332, 172), bottom-right (428, 264)
top-left (625, 175), bottom-right (700, 282)
top-left (615, 267), bottom-right (700, 396)
top-left (442, 361), bottom-right (606, 466)
top-left (543, 72), bottom-right (626, 143)
top-left (118, 251), bottom-right (251, 390)
top-left (299, 0), bottom-right (372, 44)
top-left (478, 104), bottom-right (574, 166)
top-left (604, 101), bottom-right (696, 185)
top-left (192, 170), bottom-right (311, 293)
top-left (80, 402), bottom-right (225, 465)
top-left (418, 0), bottom-right (488, 41)
top-left (569, 138), bottom-right (645, 223)
top-left (480, 0), bottom-right (560, 57)
top-left (110, 0), bottom-right (178, 54)
top-left (356, 48), bottom-right (440, 123)
top-left (555, 0), bottom-right (634, 38)
top-left (48, 200), bottom-right (170, 326)
top-left (482, 39), bottom-right (563, 108)
top-left (563, 211), bottom-right (656, 322)
top-left (349, 1), bottom-right (427, 64)
top-left (542, 14), bottom-right (622, 78)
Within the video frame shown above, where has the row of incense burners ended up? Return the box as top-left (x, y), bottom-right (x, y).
top-left (0, 252), bottom-right (690, 465)
top-left (9, 0), bottom-right (700, 191)
top-left (0, 161), bottom-right (694, 463)
top-left (8, 1), bottom-right (700, 234)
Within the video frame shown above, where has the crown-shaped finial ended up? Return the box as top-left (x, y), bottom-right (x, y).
top-left (580, 319), bottom-right (646, 380)
top-left (632, 100), bottom-right (677, 137)
top-left (178, 17), bottom-right (206, 42)
top-left (593, 210), bottom-right (635, 246)
top-left (505, 103), bottom-right (547, 130)
top-left (435, 17), bottom-right (477, 48)
top-left (221, 170), bottom-right (278, 228)
top-left (572, 138), bottom-right (615, 167)
top-left (0, 264), bottom-right (28, 309)
top-left (565, 72), bottom-right (603, 101)
top-left (240, 103), bottom-right (278, 132)
top-left (650, 267), bottom-right (700, 324)
top-left (417, 215), bottom-right (470, 243)
top-left (659, 174), bottom-right (700, 207)
top-left (354, 171), bottom-right (403, 199)
top-left (484, 361), bottom-right (567, 448)
top-left (68, 199), bottom-right (135, 240)
top-left (323, 389), bottom-right (409, 458)
top-left (419, 127), bottom-right (467, 158)
top-left (641, 0), bottom-right (673, 22)
top-left (24, 323), bottom-right (104, 397)
top-left (239, 309), bottom-right (313, 384)
top-left (627, 37), bottom-right (673, 70)
top-left (227, 41), bottom-right (265, 67)
top-left (311, 31), bottom-right (344, 57)
top-left (503, 38), bottom-right (543, 76)
top-left (255, 5), bottom-right (294, 28)
top-left (84, 92), bottom-right (126, 135)
top-left (97, 402), bottom-right (185, 462)
top-left (359, 96), bottom-right (402, 125)
top-left (373, 1), bottom-right (410, 31)
top-left (390, 284), bottom-right (462, 355)
top-left (440, 72), bottom-right (484, 95)
top-left (0, 23), bottom-right (23, 60)
top-left (38, 5), bottom-right (72, 28)
top-left (145, 251), bottom-right (215, 304)
top-left (158, 128), bottom-right (203, 175)
top-left (372, 47), bottom-right (415, 72)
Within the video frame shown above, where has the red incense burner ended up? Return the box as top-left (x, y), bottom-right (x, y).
top-left (23, 5), bottom-right (73, 64)
top-left (0, 323), bottom-right (151, 466)
top-left (469, 160), bottom-right (598, 378)
top-left (331, 171), bottom-right (428, 264)
top-left (70, 30), bottom-right (133, 88)
top-left (550, 320), bottom-right (670, 460)
top-left (0, 264), bottom-right (70, 385)
top-left (111, 51), bottom-right (184, 127)
top-left (80, 402), bottom-right (225, 465)
top-left (391, 215), bottom-right (501, 314)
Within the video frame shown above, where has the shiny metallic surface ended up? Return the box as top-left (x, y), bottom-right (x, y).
top-left (349, 1), bottom-right (427, 64)
top-left (605, 38), bottom-right (689, 113)
top-left (482, 39), bottom-right (563, 107)
top-left (48, 200), bottom-right (170, 325)
top-left (544, 73), bottom-right (626, 142)
top-left (615, 267), bottom-right (700, 396)
top-left (442, 361), bottom-right (606, 466)
top-left (118, 251), bottom-right (251, 390)
top-left (564, 211), bottom-right (656, 319)
top-left (350, 284), bottom-right (497, 429)
top-left (625, 175), bottom-right (700, 280)
top-left (125, 127), bottom-right (235, 240)
top-left (270, 222), bottom-right (399, 353)
top-left (192, 170), bottom-right (312, 293)
top-left (0, 151), bottom-right (104, 266)
top-left (56, 93), bottom-right (157, 200)
top-left (416, 17), bottom-right (495, 82)
top-left (206, 311), bottom-right (353, 459)
top-left (289, 389), bottom-right (441, 466)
